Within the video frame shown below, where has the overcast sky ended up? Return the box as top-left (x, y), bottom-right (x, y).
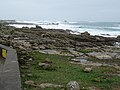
top-left (0, 0), bottom-right (120, 21)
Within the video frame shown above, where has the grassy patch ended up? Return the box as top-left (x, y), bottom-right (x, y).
top-left (20, 51), bottom-right (120, 90)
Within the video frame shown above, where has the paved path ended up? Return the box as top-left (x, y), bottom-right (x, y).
top-left (0, 44), bottom-right (21, 90)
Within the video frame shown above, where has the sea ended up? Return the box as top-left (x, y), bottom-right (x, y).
top-left (9, 21), bottom-right (120, 37)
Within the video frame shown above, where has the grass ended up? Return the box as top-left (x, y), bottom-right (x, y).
top-left (20, 51), bottom-right (120, 90)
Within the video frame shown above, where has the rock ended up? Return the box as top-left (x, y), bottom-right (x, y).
top-left (42, 60), bottom-right (53, 64)
top-left (117, 35), bottom-right (120, 39)
top-left (4, 35), bottom-right (10, 38)
top-left (96, 54), bottom-right (112, 60)
top-left (37, 83), bottom-right (64, 88)
top-left (92, 78), bottom-right (101, 82)
top-left (114, 66), bottom-right (120, 70)
top-left (67, 48), bottom-right (81, 56)
top-left (29, 58), bottom-right (33, 61)
top-left (24, 80), bottom-right (34, 85)
top-left (36, 25), bottom-right (42, 29)
top-left (71, 58), bottom-right (88, 63)
top-left (32, 43), bottom-right (38, 46)
top-left (38, 62), bottom-right (51, 70)
top-left (21, 74), bottom-right (26, 78)
top-left (87, 52), bottom-right (112, 60)
top-left (21, 66), bottom-right (29, 69)
top-left (22, 27), bottom-right (29, 29)
top-left (88, 52), bottom-right (120, 60)
top-left (88, 86), bottom-right (100, 90)
top-left (114, 42), bottom-right (120, 48)
top-left (117, 74), bottom-right (120, 77)
top-left (18, 45), bottom-right (25, 50)
top-left (114, 53), bottom-right (120, 59)
top-left (9, 46), bottom-right (13, 48)
top-left (83, 67), bottom-right (92, 73)
top-left (23, 42), bottom-right (31, 48)
top-left (70, 61), bottom-right (103, 67)
top-left (32, 46), bottom-right (39, 50)
top-left (81, 31), bottom-right (90, 36)
top-left (27, 74), bottom-right (33, 77)
top-left (39, 46), bottom-right (46, 50)
top-left (20, 50), bottom-right (27, 55)
top-left (66, 81), bottom-right (80, 90)
top-left (39, 49), bottom-right (60, 54)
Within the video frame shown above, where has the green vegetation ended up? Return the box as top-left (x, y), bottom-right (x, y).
top-left (20, 52), bottom-right (120, 90)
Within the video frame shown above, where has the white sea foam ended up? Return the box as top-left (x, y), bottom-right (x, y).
top-left (9, 24), bottom-right (36, 28)
top-left (40, 24), bottom-right (72, 30)
top-left (17, 20), bottom-right (42, 25)
top-left (108, 27), bottom-right (120, 29)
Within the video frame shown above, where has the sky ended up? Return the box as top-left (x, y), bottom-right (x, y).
top-left (0, 0), bottom-right (120, 22)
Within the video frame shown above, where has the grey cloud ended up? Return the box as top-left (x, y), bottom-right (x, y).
top-left (0, 0), bottom-right (120, 21)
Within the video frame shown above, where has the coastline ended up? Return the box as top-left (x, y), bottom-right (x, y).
top-left (7, 20), bottom-right (120, 38)
top-left (0, 22), bottom-right (120, 90)
top-left (0, 22), bottom-right (120, 49)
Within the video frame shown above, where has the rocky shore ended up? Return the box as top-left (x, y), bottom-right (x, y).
top-left (0, 23), bottom-right (120, 48)
top-left (0, 23), bottom-right (120, 65)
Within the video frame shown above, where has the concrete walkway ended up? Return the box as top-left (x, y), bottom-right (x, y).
top-left (0, 44), bottom-right (21, 90)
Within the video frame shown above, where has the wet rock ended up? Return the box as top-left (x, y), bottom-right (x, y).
top-left (66, 81), bottom-right (80, 90)
top-left (22, 27), bottom-right (29, 29)
top-left (117, 35), bottom-right (120, 39)
top-left (81, 31), bottom-right (90, 36)
top-left (71, 58), bottom-right (87, 63)
top-left (36, 25), bottom-right (42, 29)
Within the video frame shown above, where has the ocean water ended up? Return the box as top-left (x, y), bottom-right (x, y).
top-left (67, 22), bottom-right (120, 37)
top-left (9, 21), bottom-right (120, 37)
